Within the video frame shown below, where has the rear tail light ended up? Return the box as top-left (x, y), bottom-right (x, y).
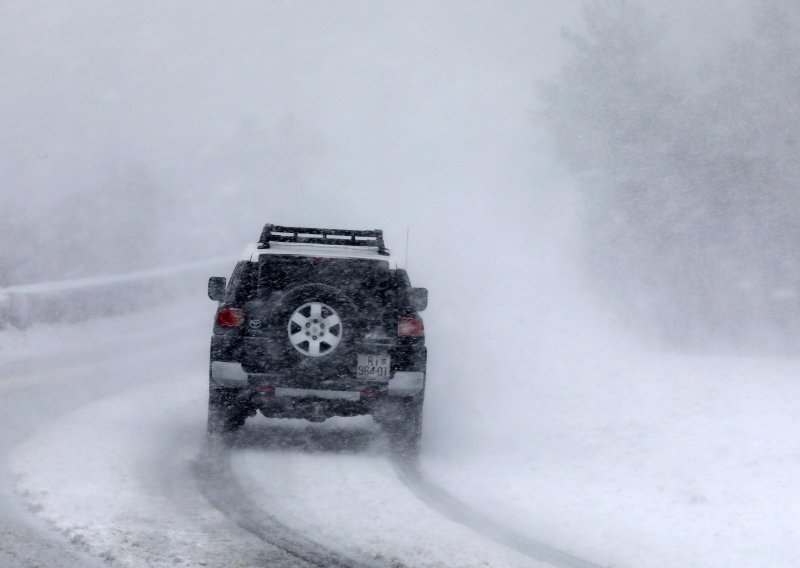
top-left (398, 317), bottom-right (424, 337)
top-left (216, 307), bottom-right (245, 328)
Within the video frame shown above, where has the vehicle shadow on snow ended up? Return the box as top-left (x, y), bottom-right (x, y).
top-left (223, 416), bottom-right (387, 455)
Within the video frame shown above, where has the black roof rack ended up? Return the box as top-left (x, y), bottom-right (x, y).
top-left (258, 224), bottom-right (389, 256)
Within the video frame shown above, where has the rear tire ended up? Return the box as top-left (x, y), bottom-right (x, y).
top-left (207, 386), bottom-right (252, 437)
top-left (380, 396), bottom-right (423, 457)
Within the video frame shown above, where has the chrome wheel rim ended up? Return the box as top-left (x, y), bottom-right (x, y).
top-left (287, 302), bottom-right (343, 357)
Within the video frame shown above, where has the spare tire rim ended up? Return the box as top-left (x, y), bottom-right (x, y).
top-left (287, 302), bottom-right (343, 357)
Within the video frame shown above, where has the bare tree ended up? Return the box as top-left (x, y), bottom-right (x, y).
top-left (541, 0), bottom-right (800, 353)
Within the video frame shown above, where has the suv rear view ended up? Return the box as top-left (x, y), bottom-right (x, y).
top-left (207, 224), bottom-right (428, 453)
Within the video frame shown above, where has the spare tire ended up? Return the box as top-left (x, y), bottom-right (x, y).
top-left (268, 283), bottom-right (363, 363)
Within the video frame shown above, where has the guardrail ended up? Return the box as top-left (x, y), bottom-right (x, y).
top-left (0, 258), bottom-right (233, 330)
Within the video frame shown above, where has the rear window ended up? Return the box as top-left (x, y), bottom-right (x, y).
top-left (258, 255), bottom-right (389, 296)
top-left (257, 255), bottom-right (396, 324)
top-left (225, 261), bottom-right (257, 305)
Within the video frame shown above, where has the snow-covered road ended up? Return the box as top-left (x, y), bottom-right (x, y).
top-left (0, 302), bottom-right (213, 567)
top-left (5, 291), bottom-right (800, 567)
top-left (0, 297), bottom-right (557, 567)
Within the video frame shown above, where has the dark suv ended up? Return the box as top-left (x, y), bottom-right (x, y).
top-left (207, 224), bottom-right (428, 452)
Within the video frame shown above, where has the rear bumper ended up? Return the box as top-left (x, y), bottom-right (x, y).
top-left (210, 361), bottom-right (424, 396)
top-left (210, 361), bottom-right (249, 386)
top-left (211, 334), bottom-right (426, 375)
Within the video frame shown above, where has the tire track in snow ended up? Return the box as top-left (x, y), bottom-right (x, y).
top-left (0, 310), bottom-right (208, 568)
top-left (194, 441), bottom-right (371, 568)
top-left (390, 455), bottom-right (606, 568)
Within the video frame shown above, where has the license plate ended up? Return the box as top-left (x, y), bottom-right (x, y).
top-left (357, 354), bottom-right (391, 380)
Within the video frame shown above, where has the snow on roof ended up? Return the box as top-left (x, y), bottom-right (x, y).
top-left (241, 242), bottom-right (397, 266)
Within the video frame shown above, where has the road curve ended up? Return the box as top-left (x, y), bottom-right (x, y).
top-left (194, 440), bottom-right (371, 568)
top-left (391, 456), bottom-right (606, 568)
top-left (4, 298), bottom-right (602, 568)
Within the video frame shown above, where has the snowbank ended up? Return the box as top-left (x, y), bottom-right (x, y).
top-left (0, 258), bottom-right (230, 329)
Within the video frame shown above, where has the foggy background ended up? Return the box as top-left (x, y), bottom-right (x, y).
top-left (4, 2), bottom-right (800, 566)
top-left (543, 0), bottom-right (800, 355)
top-left (1, 0), bottom-right (795, 353)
